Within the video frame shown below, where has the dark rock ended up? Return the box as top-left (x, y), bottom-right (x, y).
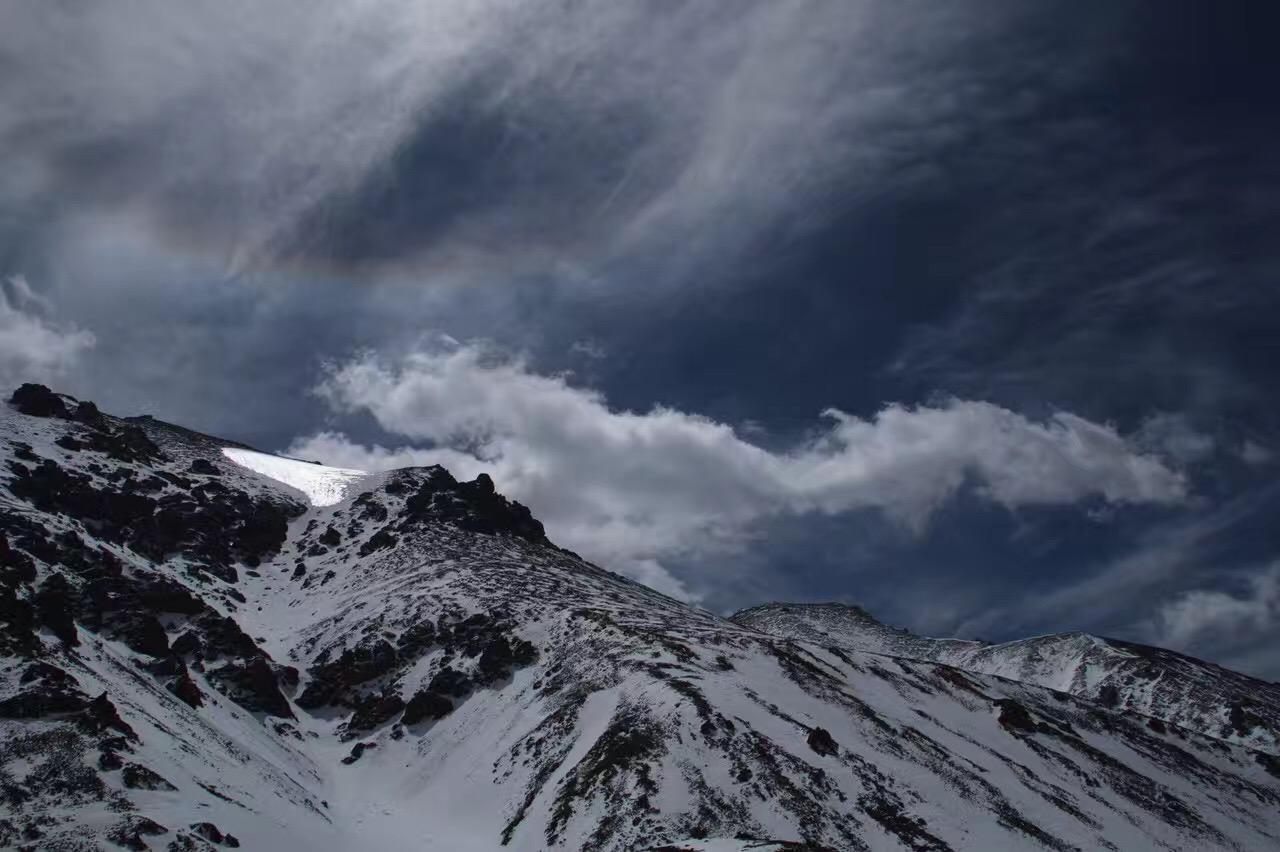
top-left (0, 585), bottom-right (38, 656)
top-left (107, 816), bottom-right (168, 851)
top-left (318, 526), bottom-right (341, 547)
top-left (0, 530), bottom-right (37, 585)
top-left (358, 528), bottom-right (397, 556)
top-left (19, 661), bottom-right (72, 685)
top-left (171, 631), bottom-right (203, 657)
top-left (278, 665), bottom-right (300, 688)
top-left (806, 726), bottom-right (839, 756)
top-left (296, 640), bottom-right (399, 709)
top-left (477, 636), bottom-right (515, 679)
top-left (188, 458), bottom-right (219, 475)
top-left (9, 383), bottom-right (68, 418)
top-left (0, 685), bottom-right (88, 718)
top-left (10, 442), bottom-right (39, 462)
top-left (189, 822), bottom-right (224, 843)
top-left (117, 613), bottom-right (171, 658)
top-left (33, 574), bottom-right (79, 646)
top-left (354, 493), bottom-right (388, 522)
top-left (168, 673), bottom-right (204, 708)
top-left (396, 621), bottom-right (436, 655)
top-left (348, 693), bottom-right (405, 732)
top-left (1227, 701), bottom-right (1262, 738)
top-left (427, 665), bottom-right (471, 698)
top-left (397, 467), bottom-right (547, 543)
top-left (73, 400), bottom-right (105, 427)
top-left (55, 434), bottom-right (83, 452)
top-left (88, 424), bottom-right (163, 464)
top-left (207, 656), bottom-right (294, 719)
top-left (144, 655), bottom-right (186, 677)
top-left (98, 749), bottom-right (125, 771)
top-left (193, 613), bottom-right (262, 660)
top-left (136, 576), bottom-right (205, 615)
top-left (402, 690), bottom-right (453, 724)
top-left (995, 699), bottom-right (1038, 734)
top-left (79, 693), bottom-right (138, 740)
top-left (122, 763), bottom-right (178, 791)
top-left (341, 741), bottom-right (378, 765)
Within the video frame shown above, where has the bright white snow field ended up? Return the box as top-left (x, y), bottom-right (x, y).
top-left (222, 447), bottom-right (367, 506)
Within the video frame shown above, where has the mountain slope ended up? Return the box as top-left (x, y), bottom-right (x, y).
top-left (2, 385), bottom-right (1279, 851)
top-left (731, 603), bottom-right (1280, 756)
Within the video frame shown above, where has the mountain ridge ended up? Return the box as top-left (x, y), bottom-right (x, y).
top-left (731, 602), bottom-right (1280, 757)
top-left (2, 384), bottom-right (1278, 851)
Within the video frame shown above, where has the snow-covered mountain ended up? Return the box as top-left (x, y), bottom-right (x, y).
top-left (731, 603), bottom-right (1280, 758)
top-left (2, 385), bottom-right (1279, 851)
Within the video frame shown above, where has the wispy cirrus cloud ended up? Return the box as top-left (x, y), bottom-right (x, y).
top-left (1, 1), bottom-right (1106, 279)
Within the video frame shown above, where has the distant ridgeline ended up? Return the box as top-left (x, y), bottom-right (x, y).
top-left (1, 384), bottom-right (1278, 851)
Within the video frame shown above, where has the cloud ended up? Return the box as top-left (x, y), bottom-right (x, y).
top-left (1151, 566), bottom-right (1280, 650)
top-left (0, 275), bottom-right (95, 388)
top-left (0, 1), bottom-right (1145, 449)
top-left (1139, 563), bottom-right (1280, 678)
top-left (1240, 440), bottom-right (1274, 466)
top-left (1, 1), bottom-right (1097, 283)
top-left (1134, 412), bottom-right (1216, 465)
top-left (288, 342), bottom-right (1186, 596)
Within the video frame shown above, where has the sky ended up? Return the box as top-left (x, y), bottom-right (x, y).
top-left (3, 1), bottom-right (1280, 678)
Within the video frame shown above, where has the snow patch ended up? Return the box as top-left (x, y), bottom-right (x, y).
top-left (222, 447), bottom-right (367, 506)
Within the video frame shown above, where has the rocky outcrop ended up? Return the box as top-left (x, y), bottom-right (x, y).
top-left (396, 467), bottom-right (547, 543)
top-left (206, 657), bottom-right (295, 719)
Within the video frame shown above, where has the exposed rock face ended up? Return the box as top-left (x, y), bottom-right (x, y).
top-left (805, 727), bottom-right (838, 757)
top-left (402, 689), bottom-right (453, 724)
top-left (9, 383), bottom-right (69, 418)
top-left (396, 466), bottom-right (547, 543)
top-left (1, 387), bottom-right (1279, 850)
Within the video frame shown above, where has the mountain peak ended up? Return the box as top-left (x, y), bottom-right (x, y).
top-left (3, 387), bottom-right (1279, 850)
top-left (733, 601), bottom-right (882, 623)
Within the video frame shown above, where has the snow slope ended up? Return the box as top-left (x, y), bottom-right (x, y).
top-left (2, 385), bottom-right (1279, 851)
top-left (733, 603), bottom-right (1280, 756)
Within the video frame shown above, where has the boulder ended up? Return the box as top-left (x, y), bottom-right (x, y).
top-left (402, 690), bottom-right (453, 724)
top-left (806, 726), bottom-right (839, 757)
top-left (9, 383), bottom-right (68, 418)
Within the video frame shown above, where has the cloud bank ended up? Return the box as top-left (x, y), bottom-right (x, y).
top-left (0, 275), bottom-right (95, 389)
top-left (1154, 566), bottom-right (1280, 650)
top-left (290, 343), bottom-right (1186, 598)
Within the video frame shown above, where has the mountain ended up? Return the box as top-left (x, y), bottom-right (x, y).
top-left (1, 384), bottom-right (1278, 851)
top-left (731, 604), bottom-right (1280, 757)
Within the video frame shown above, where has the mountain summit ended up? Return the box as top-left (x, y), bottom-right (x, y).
top-left (2, 385), bottom-right (1278, 850)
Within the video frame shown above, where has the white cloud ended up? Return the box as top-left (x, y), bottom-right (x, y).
top-left (0, 275), bottom-right (95, 388)
top-left (289, 343), bottom-right (1187, 596)
top-left (1240, 440), bottom-right (1273, 466)
top-left (1134, 412), bottom-right (1216, 464)
top-left (1150, 565), bottom-right (1280, 651)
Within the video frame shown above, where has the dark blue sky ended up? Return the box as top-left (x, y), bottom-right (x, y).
top-left (3, 2), bottom-right (1279, 677)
